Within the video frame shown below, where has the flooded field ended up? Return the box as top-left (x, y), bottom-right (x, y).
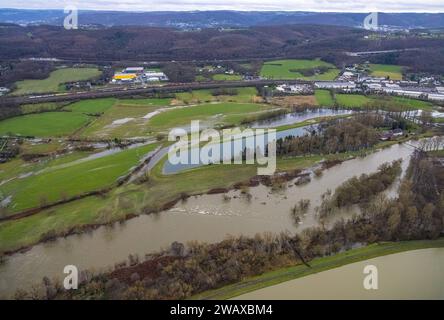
top-left (234, 248), bottom-right (444, 300)
top-left (0, 141), bottom-right (417, 297)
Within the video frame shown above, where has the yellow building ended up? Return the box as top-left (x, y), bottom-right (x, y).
top-left (113, 73), bottom-right (137, 80)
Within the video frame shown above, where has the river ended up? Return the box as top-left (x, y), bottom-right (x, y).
top-left (0, 141), bottom-right (418, 297)
top-left (234, 248), bottom-right (444, 299)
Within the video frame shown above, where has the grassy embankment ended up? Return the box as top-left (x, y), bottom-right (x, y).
top-left (12, 67), bottom-right (102, 95)
top-left (192, 238), bottom-right (444, 300)
top-left (260, 59), bottom-right (339, 80)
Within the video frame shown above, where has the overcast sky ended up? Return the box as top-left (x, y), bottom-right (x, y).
top-left (1, 0), bottom-right (444, 12)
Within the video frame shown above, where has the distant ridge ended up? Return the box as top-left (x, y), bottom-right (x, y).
top-left (1, 9), bottom-right (444, 29)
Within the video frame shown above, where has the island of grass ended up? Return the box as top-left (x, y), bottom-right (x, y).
top-left (12, 67), bottom-right (102, 95)
top-left (260, 59), bottom-right (339, 80)
top-left (368, 64), bottom-right (403, 80)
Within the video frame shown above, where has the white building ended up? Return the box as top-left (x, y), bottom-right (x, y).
top-left (143, 71), bottom-right (169, 81)
top-left (315, 81), bottom-right (356, 90)
top-left (276, 84), bottom-right (311, 94)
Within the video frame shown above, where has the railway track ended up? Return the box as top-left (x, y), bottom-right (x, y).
top-left (0, 79), bottom-right (312, 105)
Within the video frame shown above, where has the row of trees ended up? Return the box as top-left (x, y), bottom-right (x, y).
top-left (317, 159), bottom-right (403, 219)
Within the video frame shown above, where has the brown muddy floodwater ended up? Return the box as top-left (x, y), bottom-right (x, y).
top-left (0, 142), bottom-right (417, 297)
top-left (234, 248), bottom-right (444, 300)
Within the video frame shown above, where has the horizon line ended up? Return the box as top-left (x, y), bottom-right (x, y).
top-left (1, 7), bottom-right (444, 14)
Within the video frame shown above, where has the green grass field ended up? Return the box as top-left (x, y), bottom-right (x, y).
top-left (192, 238), bottom-right (444, 300)
top-left (212, 74), bottom-right (243, 81)
top-left (175, 87), bottom-right (258, 104)
top-left (335, 94), bottom-right (373, 108)
top-left (13, 68), bottom-right (102, 95)
top-left (390, 96), bottom-right (434, 110)
top-left (116, 98), bottom-right (172, 107)
top-left (63, 98), bottom-right (117, 114)
top-left (1, 143), bottom-right (158, 215)
top-left (315, 90), bottom-right (335, 106)
top-left (260, 59), bottom-right (339, 80)
top-left (0, 112), bottom-right (92, 137)
top-left (368, 64), bottom-right (403, 80)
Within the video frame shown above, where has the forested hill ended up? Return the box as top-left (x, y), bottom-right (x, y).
top-left (1, 23), bottom-right (444, 75)
top-left (1, 9), bottom-right (444, 29)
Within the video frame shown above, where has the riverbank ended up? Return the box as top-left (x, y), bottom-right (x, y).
top-left (192, 238), bottom-right (444, 300)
